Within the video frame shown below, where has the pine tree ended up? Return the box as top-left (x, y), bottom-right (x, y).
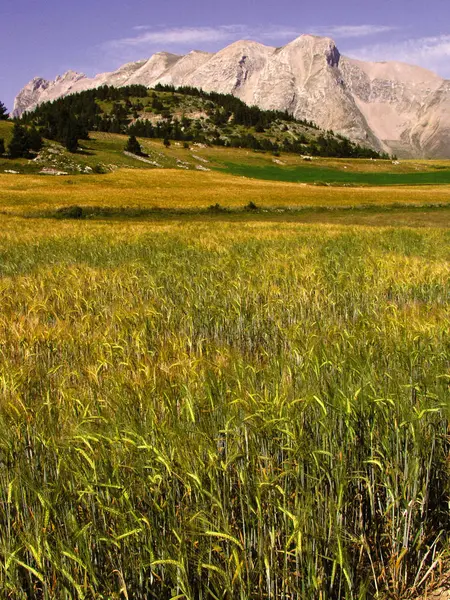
top-left (64, 132), bottom-right (79, 153)
top-left (28, 126), bottom-right (43, 152)
top-left (8, 123), bottom-right (31, 158)
top-left (0, 101), bottom-right (8, 120)
top-left (125, 135), bottom-right (142, 155)
top-left (63, 119), bottom-right (79, 153)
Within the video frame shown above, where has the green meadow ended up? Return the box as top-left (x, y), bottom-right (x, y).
top-left (221, 160), bottom-right (450, 185)
top-left (2, 129), bottom-right (450, 187)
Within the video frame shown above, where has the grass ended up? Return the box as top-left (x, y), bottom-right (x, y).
top-left (0, 210), bottom-right (448, 599)
top-left (20, 203), bottom-right (450, 230)
top-left (2, 130), bottom-right (450, 185)
top-left (0, 120), bottom-right (13, 144)
top-left (221, 160), bottom-right (450, 185)
top-left (2, 168), bottom-right (450, 220)
top-left (0, 154), bottom-right (449, 598)
top-left (60, 134), bottom-right (450, 186)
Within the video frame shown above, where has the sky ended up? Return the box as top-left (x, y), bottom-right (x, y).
top-left (1, 0), bottom-right (450, 112)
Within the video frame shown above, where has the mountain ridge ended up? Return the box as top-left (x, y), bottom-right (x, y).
top-left (13, 34), bottom-right (450, 158)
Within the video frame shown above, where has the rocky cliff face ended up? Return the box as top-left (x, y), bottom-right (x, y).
top-left (13, 34), bottom-right (450, 157)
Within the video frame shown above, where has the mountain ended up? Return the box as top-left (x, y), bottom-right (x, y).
top-left (13, 34), bottom-right (450, 158)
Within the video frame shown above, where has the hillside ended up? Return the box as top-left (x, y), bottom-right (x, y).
top-left (13, 34), bottom-right (450, 158)
top-left (0, 120), bottom-right (13, 144)
top-left (2, 130), bottom-right (450, 186)
top-left (4, 86), bottom-right (450, 183)
top-left (18, 83), bottom-right (386, 159)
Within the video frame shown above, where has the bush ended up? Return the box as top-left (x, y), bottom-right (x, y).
top-left (208, 203), bottom-right (227, 212)
top-left (56, 205), bottom-right (84, 219)
top-left (0, 138), bottom-right (5, 155)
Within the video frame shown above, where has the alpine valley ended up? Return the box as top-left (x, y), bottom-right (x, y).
top-left (13, 34), bottom-right (450, 158)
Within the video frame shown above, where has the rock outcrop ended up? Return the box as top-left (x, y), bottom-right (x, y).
top-left (13, 34), bottom-right (450, 157)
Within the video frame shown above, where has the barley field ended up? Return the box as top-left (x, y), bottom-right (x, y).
top-left (2, 170), bottom-right (450, 216)
top-left (0, 181), bottom-right (449, 598)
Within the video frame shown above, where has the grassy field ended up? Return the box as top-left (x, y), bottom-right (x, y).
top-left (222, 160), bottom-right (450, 185)
top-left (2, 168), bottom-right (450, 224)
top-left (2, 130), bottom-right (450, 185)
top-left (0, 164), bottom-right (449, 598)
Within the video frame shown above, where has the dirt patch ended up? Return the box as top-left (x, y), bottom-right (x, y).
top-left (416, 588), bottom-right (449, 599)
top-left (414, 571), bottom-right (450, 600)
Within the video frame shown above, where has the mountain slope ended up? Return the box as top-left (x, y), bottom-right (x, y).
top-left (19, 83), bottom-right (385, 161)
top-left (13, 34), bottom-right (450, 158)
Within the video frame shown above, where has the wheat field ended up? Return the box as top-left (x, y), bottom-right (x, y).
top-left (2, 169), bottom-right (450, 215)
top-left (0, 206), bottom-right (448, 599)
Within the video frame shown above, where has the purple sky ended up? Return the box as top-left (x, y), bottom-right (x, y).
top-left (2, 0), bottom-right (450, 112)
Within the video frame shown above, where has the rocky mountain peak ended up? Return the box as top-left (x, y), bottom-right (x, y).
top-left (12, 34), bottom-right (450, 157)
top-left (29, 77), bottom-right (50, 91)
top-left (284, 34), bottom-right (341, 67)
top-left (325, 42), bottom-right (340, 68)
top-left (55, 70), bottom-right (85, 82)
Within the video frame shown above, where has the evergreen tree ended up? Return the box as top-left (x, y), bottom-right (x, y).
top-left (28, 126), bottom-right (43, 152)
top-left (63, 119), bottom-right (79, 152)
top-left (0, 101), bottom-right (8, 120)
top-left (8, 123), bottom-right (31, 158)
top-left (0, 138), bottom-right (5, 155)
top-left (64, 132), bottom-right (78, 153)
top-left (125, 135), bottom-right (142, 155)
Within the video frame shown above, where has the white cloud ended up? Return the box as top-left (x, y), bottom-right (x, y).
top-left (106, 26), bottom-right (246, 49)
top-left (346, 34), bottom-right (450, 78)
top-left (105, 23), bottom-right (396, 52)
top-left (313, 25), bottom-right (397, 39)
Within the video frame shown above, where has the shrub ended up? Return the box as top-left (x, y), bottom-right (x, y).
top-left (208, 203), bottom-right (227, 212)
top-left (56, 205), bottom-right (84, 219)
